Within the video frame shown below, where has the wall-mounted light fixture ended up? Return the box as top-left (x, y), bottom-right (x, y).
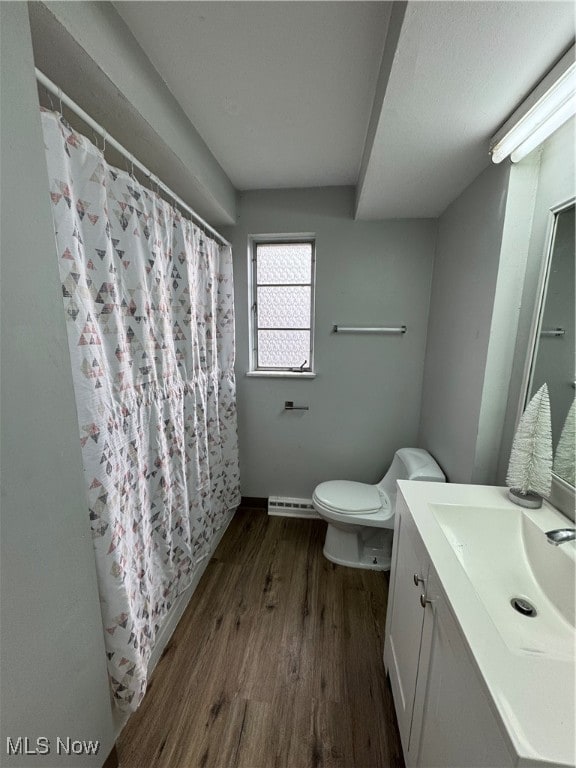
top-left (490, 45), bottom-right (575, 164)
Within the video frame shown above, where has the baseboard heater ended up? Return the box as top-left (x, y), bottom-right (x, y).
top-left (268, 496), bottom-right (320, 519)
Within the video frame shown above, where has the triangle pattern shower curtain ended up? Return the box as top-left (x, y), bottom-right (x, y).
top-left (41, 109), bottom-right (240, 711)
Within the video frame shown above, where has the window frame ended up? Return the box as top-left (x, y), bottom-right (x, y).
top-left (248, 235), bottom-right (316, 376)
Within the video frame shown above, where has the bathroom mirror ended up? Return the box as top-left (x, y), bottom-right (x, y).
top-left (527, 201), bottom-right (575, 489)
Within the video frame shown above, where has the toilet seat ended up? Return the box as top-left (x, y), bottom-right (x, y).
top-left (312, 481), bottom-right (394, 528)
top-left (313, 480), bottom-right (383, 514)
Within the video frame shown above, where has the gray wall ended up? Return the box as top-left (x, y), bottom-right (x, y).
top-left (223, 187), bottom-right (437, 498)
top-left (418, 162), bottom-right (511, 483)
top-left (0, 4), bottom-right (114, 765)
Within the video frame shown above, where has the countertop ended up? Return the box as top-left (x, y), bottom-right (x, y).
top-left (397, 481), bottom-right (575, 768)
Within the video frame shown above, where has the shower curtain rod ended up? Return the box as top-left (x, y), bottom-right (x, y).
top-left (35, 68), bottom-right (231, 248)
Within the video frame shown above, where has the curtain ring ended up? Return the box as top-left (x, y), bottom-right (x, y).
top-left (126, 155), bottom-right (135, 179)
top-left (57, 86), bottom-right (63, 116)
top-left (148, 172), bottom-right (158, 197)
top-left (45, 85), bottom-right (55, 112)
top-left (102, 131), bottom-right (107, 154)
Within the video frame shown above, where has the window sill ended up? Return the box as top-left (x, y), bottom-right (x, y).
top-left (245, 371), bottom-right (317, 379)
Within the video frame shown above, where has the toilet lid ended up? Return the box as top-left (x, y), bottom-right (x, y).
top-left (313, 480), bottom-right (384, 514)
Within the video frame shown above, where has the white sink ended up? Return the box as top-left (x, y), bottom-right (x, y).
top-left (429, 503), bottom-right (575, 660)
top-left (398, 482), bottom-right (575, 767)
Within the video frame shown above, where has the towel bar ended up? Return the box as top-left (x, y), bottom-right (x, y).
top-left (540, 328), bottom-right (565, 337)
top-left (332, 325), bottom-right (407, 334)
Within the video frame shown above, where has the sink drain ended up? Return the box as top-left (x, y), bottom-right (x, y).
top-left (510, 597), bottom-right (537, 617)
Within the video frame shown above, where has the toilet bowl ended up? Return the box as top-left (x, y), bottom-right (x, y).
top-left (312, 448), bottom-right (445, 571)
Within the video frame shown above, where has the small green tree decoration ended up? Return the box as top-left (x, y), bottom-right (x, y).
top-left (553, 398), bottom-right (575, 487)
top-left (507, 383), bottom-right (553, 508)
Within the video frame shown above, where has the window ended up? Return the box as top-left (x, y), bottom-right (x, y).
top-left (250, 238), bottom-right (315, 374)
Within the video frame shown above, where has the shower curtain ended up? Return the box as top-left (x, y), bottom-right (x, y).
top-left (41, 109), bottom-right (240, 711)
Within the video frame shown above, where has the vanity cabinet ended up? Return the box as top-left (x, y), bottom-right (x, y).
top-left (383, 498), bottom-right (431, 759)
top-left (384, 494), bottom-right (514, 768)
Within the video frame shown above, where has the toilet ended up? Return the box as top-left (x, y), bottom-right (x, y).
top-left (312, 448), bottom-right (445, 571)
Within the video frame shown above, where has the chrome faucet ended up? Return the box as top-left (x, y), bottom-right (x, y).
top-left (545, 528), bottom-right (576, 546)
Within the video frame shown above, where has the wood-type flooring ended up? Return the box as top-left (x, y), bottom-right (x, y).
top-left (117, 507), bottom-right (404, 768)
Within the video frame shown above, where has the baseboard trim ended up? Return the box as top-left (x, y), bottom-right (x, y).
top-left (268, 496), bottom-right (321, 519)
top-left (239, 496), bottom-right (322, 519)
top-left (268, 508), bottom-right (321, 519)
top-left (240, 496), bottom-right (268, 509)
top-left (147, 507), bottom-right (236, 675)
top-left (103, 745), bottom-right (119, 768)
top-left (113, 505), bottom-right (237, 741)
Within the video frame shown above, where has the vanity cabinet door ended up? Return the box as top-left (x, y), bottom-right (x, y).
top-left (384, 495), bottom-right (430, 762)
top-left (414, 568), bottom-right (514, 768)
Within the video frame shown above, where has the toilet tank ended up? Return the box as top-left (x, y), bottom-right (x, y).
top-left (377, 448), bottom-right (445, 506)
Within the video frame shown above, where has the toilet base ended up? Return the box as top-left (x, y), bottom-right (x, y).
top-left (322, 523), bottom-right (393, 571)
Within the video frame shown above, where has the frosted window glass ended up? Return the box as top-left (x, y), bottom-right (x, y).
top-left (257, 286), bottom-right (311, 329)
top-left (256, 243), bottom-right (312, 284)
top-left (252, 240), bottom-right (314, 370)
top-left (257, 330), bottom-right (310, 369)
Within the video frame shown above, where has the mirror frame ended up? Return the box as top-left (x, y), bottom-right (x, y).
top-left (518, 194), bottom-right (575, 519)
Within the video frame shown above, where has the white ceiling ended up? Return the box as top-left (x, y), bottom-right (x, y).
top-left (114, 2), bottom-right (391, 190)
top-left (114, 1), bottom-right (575, 219)
top-left (356, 1), bottom-right (576, 218)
